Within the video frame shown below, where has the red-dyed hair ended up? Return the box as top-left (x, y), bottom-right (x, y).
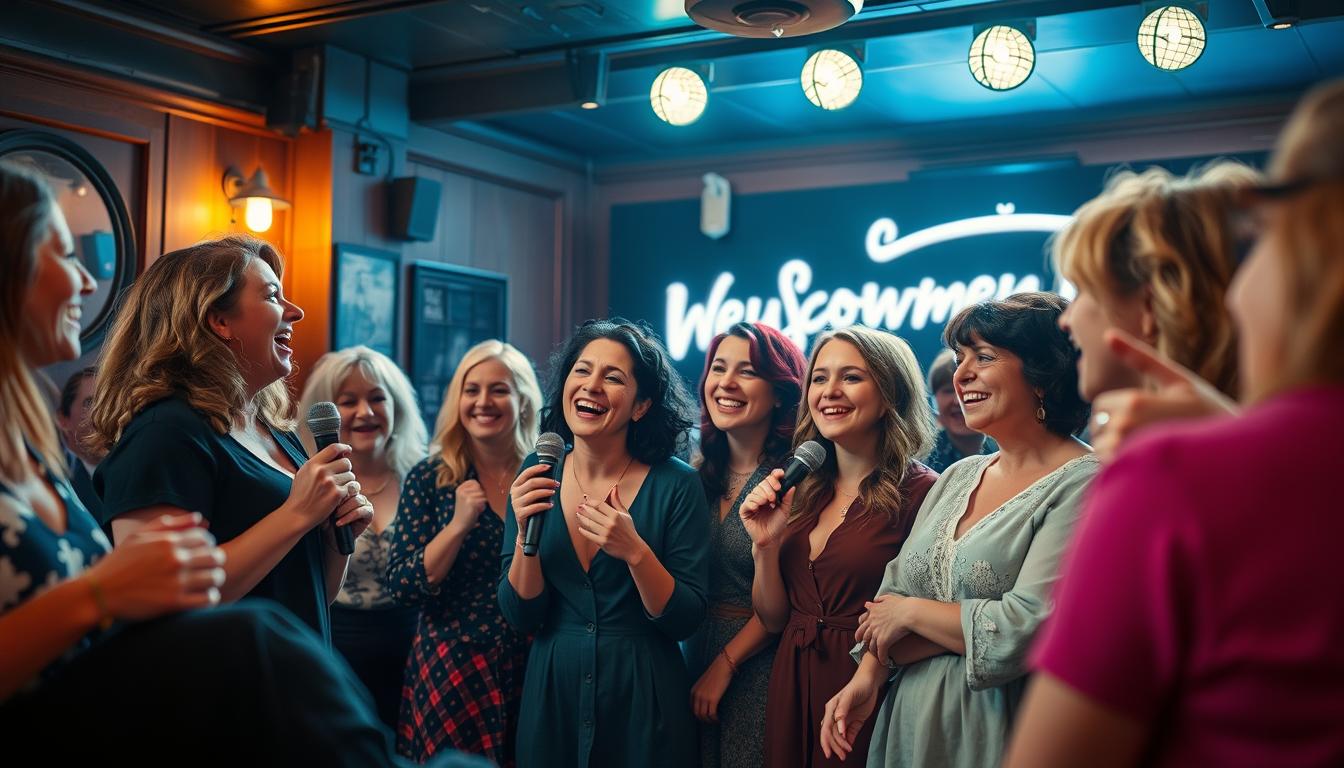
top-left (696, 322), bottom-right (806, 500)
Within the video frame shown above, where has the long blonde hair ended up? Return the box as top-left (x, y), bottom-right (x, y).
top-left (1256, 79), bottom-right (1344, 399)
top-left (90, 235), bottom-right (295, 450)
top-left (430, 340), bottom-right (542, 488)
top-left (791, 326), bottom-right (934, 526)
top-left (0, 161), bottom-right (66, 482)
top-left (1053, 162), bottom-right (1261, 395)
top-left (297, 346), bottom-right (428, 477)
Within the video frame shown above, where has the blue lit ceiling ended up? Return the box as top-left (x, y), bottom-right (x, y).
top-left (465, 1), bottom-right (1344, 163)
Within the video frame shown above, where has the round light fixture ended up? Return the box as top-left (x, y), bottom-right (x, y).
top-left (801, 48), bottom-right (863, 110)
top-left (968, 25), bottom-right (1035, 91)
top-left (650, 66), bottom-right (708, 126)
top-left (1137, 5), bottom-right (1206, 71)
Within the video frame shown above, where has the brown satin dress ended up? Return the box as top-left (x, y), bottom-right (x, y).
top-left (762, 463), bottom-right (938, 768)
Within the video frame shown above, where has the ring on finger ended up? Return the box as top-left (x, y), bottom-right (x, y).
top-left (1093, 411), bottom-right (1111, 427)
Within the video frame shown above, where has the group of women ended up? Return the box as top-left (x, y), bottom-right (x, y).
top-left (1, 78), bottom-right (1342, 768)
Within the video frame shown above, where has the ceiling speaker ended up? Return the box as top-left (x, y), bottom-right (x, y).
top-left (686, 0), bottom-right (862, 39)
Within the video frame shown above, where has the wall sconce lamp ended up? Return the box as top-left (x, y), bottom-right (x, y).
top-left (222, 165), bottom-right (290, 233)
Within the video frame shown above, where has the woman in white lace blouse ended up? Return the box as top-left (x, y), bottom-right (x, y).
top-left (820, 293), bottom-right (1098, 768)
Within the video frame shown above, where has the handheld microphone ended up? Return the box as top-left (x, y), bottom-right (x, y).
top-left (774, 439), bottom-right (828, 501)
top-left (525, 432), bottom-right (566, 557)
top-left (305, 402), bottom-right (356, 556)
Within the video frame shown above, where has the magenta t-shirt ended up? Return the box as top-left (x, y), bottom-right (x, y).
top-left (1033, 386), bottom-right (1344, 767)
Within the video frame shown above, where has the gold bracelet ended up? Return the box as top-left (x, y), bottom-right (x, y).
top-left (86, 574), bottom-right (114, 631)
top-left (720, 648), bottom-right (739, 676)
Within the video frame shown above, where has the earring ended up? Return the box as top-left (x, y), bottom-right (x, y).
top-left (1036, 401), bottom-right (1047, 423)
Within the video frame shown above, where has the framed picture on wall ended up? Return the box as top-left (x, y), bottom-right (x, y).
top-left (332, 243), bottom-right (400, 359)
top-left (408, 261), bottom-right (509, 428)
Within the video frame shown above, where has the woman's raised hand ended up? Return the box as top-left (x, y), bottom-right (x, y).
top-left (739, 469), bottom-right (792, 549)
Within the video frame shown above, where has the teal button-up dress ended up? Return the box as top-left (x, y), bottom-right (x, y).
top-left (498, 452), bottom-right (711, 767)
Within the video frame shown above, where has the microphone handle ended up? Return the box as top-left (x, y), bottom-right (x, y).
top-left (312, 431), bottom-right (356, 556)
top-left (775, 458), bottom-right (812, 498)
top-left (523, 458), bottom-right (559, 557)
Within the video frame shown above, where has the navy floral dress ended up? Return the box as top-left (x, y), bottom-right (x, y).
top-left (388, 455), bottom-right (529, 766)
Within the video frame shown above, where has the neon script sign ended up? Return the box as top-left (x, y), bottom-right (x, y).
top-left (665, 205), bottom-right (1074, 360)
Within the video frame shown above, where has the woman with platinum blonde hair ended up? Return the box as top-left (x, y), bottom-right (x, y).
top-left (298, 345), bottom-right (428, 732)
top-left (92, 234), bottom-right (373, 641)
top-left (388, 339), bottom-right (541, 765)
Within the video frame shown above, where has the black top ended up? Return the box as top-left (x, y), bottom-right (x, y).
top-left (0, 447), bottom-right (112, 687)
top-left (95, 396), bottom-right (330, 640)
top-left (387, 456), bottom-right (522, 647)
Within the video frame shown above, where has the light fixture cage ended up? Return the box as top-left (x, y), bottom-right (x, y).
top-left (1138, 4), bottom-right (1206, 71)
top-left (968, 24), bottom-right (1036, 92)
top-left (801, 47), bottom-right (864, 110)
top-left (651, 66), bottom-right (709, 126)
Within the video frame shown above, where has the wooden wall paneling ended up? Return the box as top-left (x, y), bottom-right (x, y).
top-left (469, 179), bottom-right (560, 364)
top-left (289, 128), bottom-right (334, 392)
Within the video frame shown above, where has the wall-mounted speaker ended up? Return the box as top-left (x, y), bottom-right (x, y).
top-left (388, 176), bottom-right (441, 242)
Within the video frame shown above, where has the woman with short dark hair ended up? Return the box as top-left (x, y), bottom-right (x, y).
top-left (820, 292), bottom-right (1098, 768)
top-left (498, 318), bottom-right (710, 767)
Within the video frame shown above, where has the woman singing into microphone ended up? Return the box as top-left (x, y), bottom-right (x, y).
top-left (389, 340), bottom-right (541, 765)
top-left (498, 319), bottom-right (710, 768)
top-left (740, 325), bottom-right (938, 768)
top-left (91, 235), bottom-right (373, 640)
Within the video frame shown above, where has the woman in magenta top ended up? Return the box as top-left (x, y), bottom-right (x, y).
top-left (1008, 79), bottom-right (1344, 768)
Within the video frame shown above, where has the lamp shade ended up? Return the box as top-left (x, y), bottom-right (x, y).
top-left (651, 66), bottom-right (708, 126)
top-left (801, 48), bottom-right (863, 110)
top-left (1138, 5), bottom-right (1206, 71)
top-left (222, 166), bottom-right (289, 234)
top-left (968, 25), bottom-right (1035, 91)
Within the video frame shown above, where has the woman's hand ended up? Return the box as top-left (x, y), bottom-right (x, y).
top-left (691, 653), bottom-right (734, 723)
top-left (1089, 329), bottom-right (1239, 462)
top-left (330, 487), bottom-right (374, 541)
top-left (820, 671), bottom-right (882, 761)
top-left (285, 442), bottom-right (356, 528)
top-left (739, 469), bottom-right (792, 550)
top-left (447, 479), bottom-right (489, 535)
top-left (82, 512), bottom-right (225, 621)
top-left (510, 463), bottom-right (559, 545)
top-left (855, 593), bottom-right (912, 663)
top-left (576, 486), bottom-right (649, 564)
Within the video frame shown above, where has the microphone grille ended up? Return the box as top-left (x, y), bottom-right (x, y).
top-left (306, 401), bottom-right (341, 436)
top-left (535, 432), bottom-right (566, 462)
top-left (792, 440), bottom-right (827, 471)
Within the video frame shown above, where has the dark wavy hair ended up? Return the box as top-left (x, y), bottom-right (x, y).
top-left (696, 322), bottom-right (807, 500)
top-left (942, 292), bottom-right (1090, 437)
top-left (540, 318), bottom-right (695, 465)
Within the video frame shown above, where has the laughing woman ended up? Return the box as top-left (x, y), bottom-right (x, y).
top-left (388, 340), bottom-right (541, 766)
top-left (298, 346), bottom-right (428, 732)
top-left (91, 235), bottom-right (373, 640)
top-left (739, 325), bottom-right (938, 768)
top-left (499, 319), bottom-right (710, 768)
top-left (687, 322), bottom-right (806, 768)
top-left (820, 293), bottom-right (1097, 768)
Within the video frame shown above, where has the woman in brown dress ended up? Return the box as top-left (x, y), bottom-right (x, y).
top-left (740, 325), bottom-right (938, 768)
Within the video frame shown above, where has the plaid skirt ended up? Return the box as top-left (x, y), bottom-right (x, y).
top-left (397, 625), bottom-right (529, 766)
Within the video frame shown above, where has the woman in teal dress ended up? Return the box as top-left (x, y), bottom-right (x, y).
top-left (498, 319), bottom-right (710, 768)
top-left (820, 293), bottom-right (1098, 768)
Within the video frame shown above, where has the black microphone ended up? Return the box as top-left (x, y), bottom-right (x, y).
top-left (524, 432), bottom-right (566, 557)
top-left (774, 440), bottom-right (828, 500)
top-left (306, 402), bottom-right (355, 556)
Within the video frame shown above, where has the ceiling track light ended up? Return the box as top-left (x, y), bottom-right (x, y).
top-left (651, 65), bottom-right (710, 126)
top-left (801, 45), bottom-right (864, 110)
top-left (968, 21), bottom-right (1036, 92)
top-left (1138, 3), bottom-right (1207, 71)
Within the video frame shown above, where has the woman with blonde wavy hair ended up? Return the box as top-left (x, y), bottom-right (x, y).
top-left (738, 324), bottom-right (939, 768)
top-left (1054, 162), bottom-right (1259, 458)
top-left (387, 339), bottom-right (540, 765)
top-left (91, 234), bottom-right (373, 640)
top-left (298, 346), bottom-right (428, 732)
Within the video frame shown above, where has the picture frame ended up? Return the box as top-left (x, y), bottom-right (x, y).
top-left (407, 261), bottom-right (509, 428)
top-left (331, 243), bottom-right (400, 359)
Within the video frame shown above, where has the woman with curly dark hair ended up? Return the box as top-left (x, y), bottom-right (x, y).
top-left (686, 322), bottom-right (806, 768)
top-left (819, 292), bottom-right (1097, 768)
top-left (498, 318), bottom-right (710, 767)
